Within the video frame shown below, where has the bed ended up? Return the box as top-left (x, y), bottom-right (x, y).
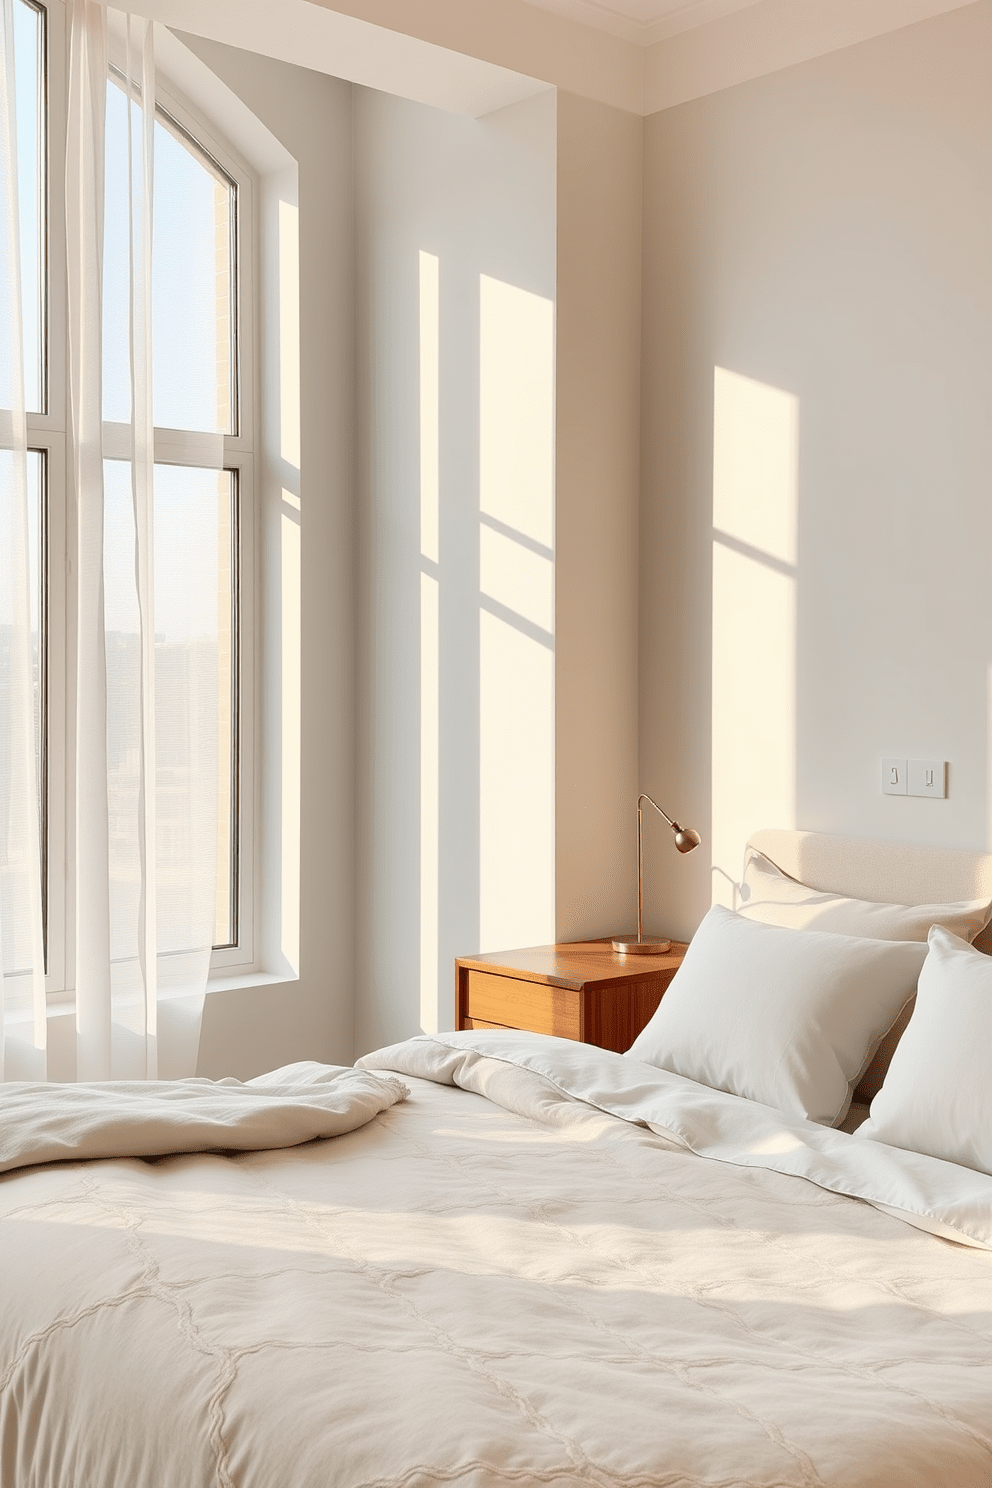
top-left (3, 830), bottom-right (992, 1487)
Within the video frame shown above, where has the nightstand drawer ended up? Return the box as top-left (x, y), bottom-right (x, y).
top-left (463, 970), bottom-right (581, 1040)
top-left (456, 940), bottom-right (687, 1054)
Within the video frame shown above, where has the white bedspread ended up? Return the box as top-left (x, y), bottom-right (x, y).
top-left (3, 1031), bottom-right (992, 1487)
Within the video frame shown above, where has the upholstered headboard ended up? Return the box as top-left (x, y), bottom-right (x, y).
top-left (747, 829), bottom-right (992, 956)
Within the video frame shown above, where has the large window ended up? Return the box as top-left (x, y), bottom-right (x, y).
top-left (10, 0), bottom-right (257, 992)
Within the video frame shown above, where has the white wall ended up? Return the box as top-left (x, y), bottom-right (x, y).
top-left (354, 85), bottom-right (558, 1056)
top-left (174, 38), bottom-right (359, 1077)
top-left (352, 84), bottom-right (650, 1055)
top-left (640, 1), bottom-right (992, 941)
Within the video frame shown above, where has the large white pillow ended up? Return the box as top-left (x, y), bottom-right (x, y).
top-left (626, 906), bottom-right (927, 1126)
top-left (738, 850), bottom-right (991, 942)
top-left (857, 927), bottom-right (992, 1174)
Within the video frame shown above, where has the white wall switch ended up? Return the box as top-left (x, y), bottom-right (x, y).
top-left (881, 758), bottom-right (908, 795)
top-left (908, 759), bottom-right (947, 798)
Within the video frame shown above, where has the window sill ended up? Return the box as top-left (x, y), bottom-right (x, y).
top-left (38, 967), bottom-right (299, 1024)
top-left (204, 968), bottom-right (299, 996)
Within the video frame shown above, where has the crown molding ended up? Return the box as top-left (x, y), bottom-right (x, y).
top-left (114, 0), bottom-right (568, 116)
top-left (311, 0), bottom-right (982, 117)
top-left (644, 0), bottom-right (981, 113)
top-left (304, 0), bottom-right (645, 112)
top-left (513, 0), bottom-right (766, 46)
top-left (109, 0), bottom-right (985, 120)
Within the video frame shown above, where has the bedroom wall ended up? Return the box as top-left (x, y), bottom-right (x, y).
top-left (172, 39), bottom-right (359, 1077)
top-left (554, 92), bottom-right (642, 943)
top-left (353, 86), bottom-right (558, 1055)
top-left (157, 44), bottom-right (643, 1069)
top-left (353, 87), bottom-right (646, 1054)
top-left (639, 1), bottom-right (992, 943)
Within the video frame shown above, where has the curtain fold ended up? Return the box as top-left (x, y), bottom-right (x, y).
top-left (64, 0), bottom-right (212, 1081)
top-left (66, 0), bottom-right (112, 1080)
top-left (122, 13), bottom-right (158, 1076)
top-left (0, 0), bottom-right (46, 1081)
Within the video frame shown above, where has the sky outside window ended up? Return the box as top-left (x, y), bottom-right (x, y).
top-left (12, 0), bottom-right (43, 414)
top-left (103, 82), bottom-right (236, 433)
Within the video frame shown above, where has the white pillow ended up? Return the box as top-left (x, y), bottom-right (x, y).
top-left (626, 905), bottom-right (927, 1126)
top-left (857, 927), bottom-right (992, 1174)
top-left (738, 849), bottom-right (991, 943)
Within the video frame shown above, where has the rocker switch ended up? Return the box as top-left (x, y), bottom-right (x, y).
top-left (908, 760), bottom-right (947, 798)
top-left (881, 759), bottom-right (907, 796)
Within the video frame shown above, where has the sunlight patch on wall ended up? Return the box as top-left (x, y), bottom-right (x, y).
top-left (478, 275), bottom-right (555, 952)
top-left (479, 277), bottom-right (554, 547)
top-left (419, 252), bottom-right (440, 1033)
top-left (479, 612), bottom-right (554, 949)
top-left (281, 504), bottom-right (301, 970)
top-left (479, 524), bottom-right (553, 634)
top-left (278, 200), bottom-right (300, 470)
top-left (711, 367), bottom-right (799, 906)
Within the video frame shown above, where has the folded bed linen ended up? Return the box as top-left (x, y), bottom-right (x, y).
top-left (0, 1062), bottom-right (408, 1174)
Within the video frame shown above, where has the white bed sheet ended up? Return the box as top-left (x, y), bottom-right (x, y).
top-left (3, 1033), bottom-right (992, 1487)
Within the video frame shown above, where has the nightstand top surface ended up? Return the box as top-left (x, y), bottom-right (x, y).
top-left (455, 938), bottom-right (687, 992)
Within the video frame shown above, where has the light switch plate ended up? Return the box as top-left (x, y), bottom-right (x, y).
top-left (881, 758), bottom-right (908, 795)
top-left (908, 759), bottom-right (946, 798)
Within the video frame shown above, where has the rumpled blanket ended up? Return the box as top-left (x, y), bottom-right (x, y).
top-left (0, 1062), bottom-right (407, 1174)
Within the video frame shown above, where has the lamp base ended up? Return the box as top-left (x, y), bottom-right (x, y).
top-left (611, 934), bottom-right (672, 956)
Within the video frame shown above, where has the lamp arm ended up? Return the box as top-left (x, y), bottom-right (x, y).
top-left (636, 795), bottom-right (692, 943)
top-left (617, 796), bottom-right (699, 956)
top-left (638, 793), bottom-right (679, 830)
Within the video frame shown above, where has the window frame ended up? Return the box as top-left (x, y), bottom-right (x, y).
top-left (20, 0), bottom-right (261, 998)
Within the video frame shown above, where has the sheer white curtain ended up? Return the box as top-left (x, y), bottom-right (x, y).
top-left (64, 0), bottom-right (216, 1080)
top-left (0, 0), bottom-right (46, 1081)
top-left (0, 0), bottom-right (220, 1084)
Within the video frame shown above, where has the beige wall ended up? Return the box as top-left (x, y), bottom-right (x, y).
top-left (555, 92), bottom-right (642, 941)
top-left (640, 1), bottom-right (992, 942)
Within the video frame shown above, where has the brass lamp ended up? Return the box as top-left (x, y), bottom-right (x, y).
top-left (612, 794), bottom-right (701, 955)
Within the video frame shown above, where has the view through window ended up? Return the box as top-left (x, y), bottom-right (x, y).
top-left (2, 1), bottom-right (253, 985)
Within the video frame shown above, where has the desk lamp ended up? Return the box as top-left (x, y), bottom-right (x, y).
top-left (612, 794), bottom-right (700, 955)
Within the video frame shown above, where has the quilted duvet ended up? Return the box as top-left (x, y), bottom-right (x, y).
top-left (3, 1030), bottom-right (992, 1487)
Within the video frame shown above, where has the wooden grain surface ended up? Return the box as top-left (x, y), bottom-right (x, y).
top-left (463, 970), bottom-right (581, 1040)
top-left (454, 940), bottom-right (687, 1054)
top-left (455, 939), bottom-right (687, 992)
top-left (582, 978), bottom-right (673, 1053)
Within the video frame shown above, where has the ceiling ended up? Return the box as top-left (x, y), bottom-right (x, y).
top-left (516, 0), bottom-right (767, 45)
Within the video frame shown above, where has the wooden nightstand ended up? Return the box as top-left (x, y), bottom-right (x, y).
top-left (455, 939), bottom-right (687, 1055)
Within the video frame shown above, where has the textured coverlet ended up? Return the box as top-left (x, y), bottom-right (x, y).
top-left (3, 1033), bottom-right (992, 1487)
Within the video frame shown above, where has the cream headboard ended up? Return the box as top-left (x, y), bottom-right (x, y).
top-left (747, 829), bottom-right (992, 956)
